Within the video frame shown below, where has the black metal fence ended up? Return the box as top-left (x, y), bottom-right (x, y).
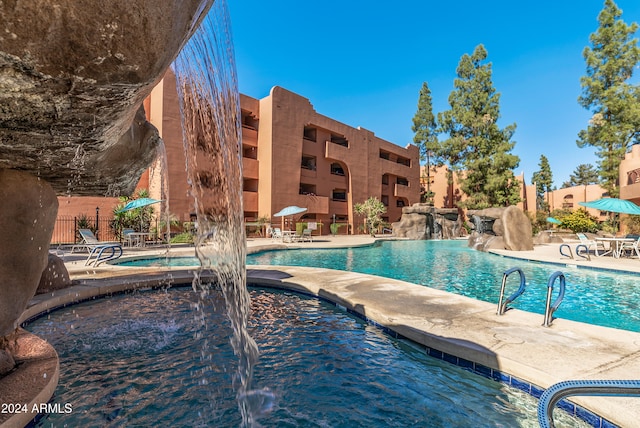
top-left (52, 215), bottom-right (118, 245)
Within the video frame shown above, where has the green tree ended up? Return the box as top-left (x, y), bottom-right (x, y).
top-left (354, 197), bottom-right (386, 236)
top-left (438, 44), bottom-right (521, 209)
top-left (531, 154), bottom-right (554, 211)
top-left (577, 0), bottom-right (640, 198)
top-left (561, 164), bottom-right (600, 188)
top-left (412, 82), bottom-right (439, 204)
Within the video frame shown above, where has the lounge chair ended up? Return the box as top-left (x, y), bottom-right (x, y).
top-left (576, 233), bottom-right (607, 257)
top-left (294, 228), bottom-right (313, 243)
top-left (71, 228), bottom-right (123, 266)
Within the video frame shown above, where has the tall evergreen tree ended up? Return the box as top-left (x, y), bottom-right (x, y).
top-left (411, 82), bottom-right (439, 204)
top-left (438, 44), bottom-right (520, 209)
top-left (578, 0), bottom-right (640, 198)
top-left (561, 164), bottom-right (600, 188)
top-left (531, 154), bottom-right (553, 211)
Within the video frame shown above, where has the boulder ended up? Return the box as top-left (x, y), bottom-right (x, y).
top-left (467, 206), bottom-right (533, 251)
top-left (501, 206), bottom-right (534, 251)
top-left (0, 348), bottom-right (14, 376)
top-left (392, 212), bottom-right (428, 239)
top-left (36, 254), bottom-right (73, 295)
top-left (0, 169), bottom-right (58, 337)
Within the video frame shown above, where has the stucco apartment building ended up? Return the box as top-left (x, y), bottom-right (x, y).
top-left (143, 71), bottom-right (420, 235)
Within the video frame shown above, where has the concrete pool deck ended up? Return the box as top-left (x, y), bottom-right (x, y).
top-left (5, 236), bottom-right (640, 427)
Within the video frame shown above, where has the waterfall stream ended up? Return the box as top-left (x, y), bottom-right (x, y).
top-left (173, 1), bottom-right (272, 425)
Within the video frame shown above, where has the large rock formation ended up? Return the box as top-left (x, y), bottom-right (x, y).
top-left (0, 169), bottom-right (58, 337)
top-left (36, 254), bottom-right (73, 295)
top-left (467, 206), bottom-right (533, 251)
top-left (0, 0), bottom-right (212, 196)
top-left (392, 204), bottom-right (464, 240)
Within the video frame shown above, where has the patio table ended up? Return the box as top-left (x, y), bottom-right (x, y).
top-left (595, 237), bottom-right (635, 259)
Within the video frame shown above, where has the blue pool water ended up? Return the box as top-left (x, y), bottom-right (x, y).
top-left (247, 240), bottom-right (640, 332)
top-left (118, 240), bottom-right (640, 332)
top-left (27, 287), bottom-right (588, 427)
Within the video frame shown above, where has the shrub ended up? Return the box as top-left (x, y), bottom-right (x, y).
top-left (559, 208), bottom-right (600, 233)
top-left (170, 232), bottom-right (194, 244)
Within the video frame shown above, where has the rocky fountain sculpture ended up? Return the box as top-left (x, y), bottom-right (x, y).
top-left (392, 203), bottom-right (464, 239)
top-left (391, 202), bottom-right (533, 252)
top-left (0, 0), bottom-right (214, 372)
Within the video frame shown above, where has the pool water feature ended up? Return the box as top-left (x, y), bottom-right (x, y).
top-left (27, 287), bottom-right (589, 427)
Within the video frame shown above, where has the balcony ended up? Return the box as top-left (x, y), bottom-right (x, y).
top-left (292, 194), bottom-right (329, 215)
top-left (243, 191), bottom-right (258, 211)
top-left (241, 126), bottom-right (258, 147)
top-left (394, 183), bottom-right (412, 199)
top-left (325, 140), bottom-right (349, 163)
top-left (620, 181), bottom-right (640, 201)
top-left (242, 157), bottom-right (259, 179)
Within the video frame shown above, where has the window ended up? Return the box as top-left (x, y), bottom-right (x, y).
top-left (241, 110), bottom-right (258, 130)
top-left (332, 189), bottom-right (347, 201)
top-left (379, 150), bottom-right (390, 160)
top-left (396, 177), bottom-right (409, 186)
top-left (242, 145), bottom-right (257, 159)
top-left (381, 174), bottom-right (389, 185)
top-left (396, 156), bottom-right (411, 167)
top-left (381, 195), bottom-right (389, 206)
top-left (330, 163), bottom-right (345, 176)
top-left (303, 126), bottom-right (317, 142)
top-left (396, 199), bottom-right (406, 207)
top-left (243, 179), bottom-right (258, 192)
top-left (299, 183), bottom-right (316, 195)
top-left (330, 134), bottom-right (348, 147)
top-left (301, 155), bottom-right (316, 171)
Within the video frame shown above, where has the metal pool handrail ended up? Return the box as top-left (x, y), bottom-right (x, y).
top-left (538, 379), bottom-right (640, 428)
top-left (542, 271), bottom-right (565, 327)
top-left (497, 267), bottom-right (526, 315)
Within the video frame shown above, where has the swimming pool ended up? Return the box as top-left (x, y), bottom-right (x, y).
top-left (27, 287), bottom-right (588, 427)
top-left (247, 240), bottom-right (640, 332)
top-left (117, 240), bottom-right (640, 332)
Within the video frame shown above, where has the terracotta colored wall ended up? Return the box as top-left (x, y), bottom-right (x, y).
top-left (620, 144), bottom-right (640, 204)
top-left (546, 184), bottom-right (607, 220)
top-left (110, 72), bottom-right (420, 235)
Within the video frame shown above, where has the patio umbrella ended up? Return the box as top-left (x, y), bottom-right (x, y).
top-left (578, 198), bottom-right (640, 215)
top-left (273, 206), bottom-right (307, 231)
top-left (117, 198), bottom-right (163, 213)
top-left (546, 217), bottom-right (562, 225)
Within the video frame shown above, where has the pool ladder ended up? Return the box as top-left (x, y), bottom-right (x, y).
top-left (497, 268), bottom-right (566, 327)
top-left (538, 379), bottom-right (640, 428)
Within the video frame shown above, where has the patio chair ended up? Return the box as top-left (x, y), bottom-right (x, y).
top-left (271, 227), bottom-right (283, 242)
top-left (299, 228), bottom-right (313, 242)
top-left (71, 228), bottom-right (123, 266)
top-left (122, 228), bottom-right (136, 247)
top-left (620, 236), bottom-right (640, 259)
top-left (576, 233), bottom-right (607, 257)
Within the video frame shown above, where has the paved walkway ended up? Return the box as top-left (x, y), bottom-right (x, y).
top-left (14, 236), bottom-right (640, 427)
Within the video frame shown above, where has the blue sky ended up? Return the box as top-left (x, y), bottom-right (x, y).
top-left (228, 1), bottom-right (640, 188)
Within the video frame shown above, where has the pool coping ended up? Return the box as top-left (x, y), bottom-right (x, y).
top-left (13, 265), bottom-right (640, 427)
